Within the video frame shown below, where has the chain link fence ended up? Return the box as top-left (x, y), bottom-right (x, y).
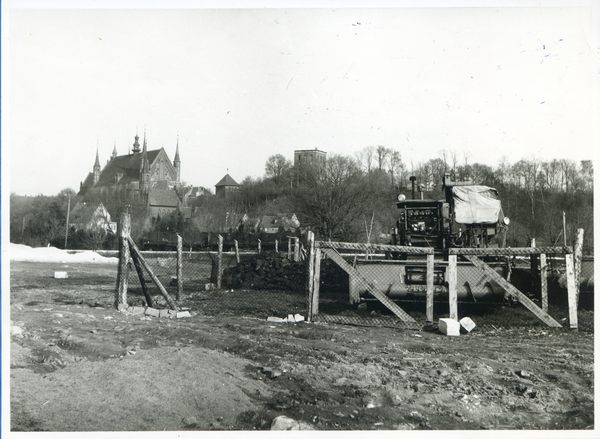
top-left (307, 242), bottom-right (594, 333)
top-left (125, 245), bottom-right (309, 321)
top-left (112, 225), bottom-right (592, 333)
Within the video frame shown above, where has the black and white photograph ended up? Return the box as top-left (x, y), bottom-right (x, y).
top-left (3, 0), bottom-right (597, 436)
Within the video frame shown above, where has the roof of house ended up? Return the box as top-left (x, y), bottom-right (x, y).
top-left (69, 202), bottom-right (109, 224)
top-left (215, 174), bottom-right (240, 187)
top-left (148, 189), bottom-right (180, 207)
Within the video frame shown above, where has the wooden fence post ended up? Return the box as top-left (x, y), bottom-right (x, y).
top-left (313, 248), bottom-right (322, 317)
top-left (234, 239), bottom-right (240, 264)
top-left (294, 237), bottom-right (300, 262)
top-left (258, 239), bottom-right (261, 254)
top-left (573, 228), bottom-right (584, 306)
top-left (540, 253), bottom-right (548, 313)
top-left (565, 253), bottom-right (578, 330)
top-left (217, 234), bottom-right (223, 289)
top-left (426, 253), bottom-right (434, 323)
top-left (177, 234), bottom-right (183, 301)
top-left (287, 238), bottom-right (292, 259)
top-left (115, 212), bottom-right (131, 309)
top-left (306, 231), bottom-right (315, 322)
top-left (275, 239), bottom-right (279, 253)
top-left (448, 254), bottom-right (458, 321)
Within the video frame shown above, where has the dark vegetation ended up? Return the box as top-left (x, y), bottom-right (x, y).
top-left (10, 148), bottom-right (593, 254)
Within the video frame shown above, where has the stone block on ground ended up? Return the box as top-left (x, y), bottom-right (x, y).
top-left (131, 306), bottom-right (146, 315)
top-left (159, 309), bottom-right (170, 318)
top-left (294, 314), bottom-right (305, 322)
top-left (176, 311), bottom-right (191, 318)
top-left (459, 317), bottom-right (476, 333)
top-left (145, 307), bottom-right (160, 317)
top-left (168, 309), bottom-right (179, 317)
top-left (54, 271), bottom-right (68, 279)
top-left (267, 317), bottom-right (284, 323)
top-left (271, 415), bottom-right (315, 431)
top-left (205, 283), bottom-right (215, 291)
top-left (117, 303), bottom-right (129, 312)
top-left (287, 314), bottom-right (295, 323)
top-left (439, 318), bottom-right (460, 336)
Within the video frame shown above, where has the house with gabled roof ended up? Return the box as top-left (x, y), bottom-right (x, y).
top-left (69, 202), bottom-right (116, 234)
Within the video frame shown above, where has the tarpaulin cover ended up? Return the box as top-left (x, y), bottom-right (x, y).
top-left (452, 185), bottom-right (502, 224)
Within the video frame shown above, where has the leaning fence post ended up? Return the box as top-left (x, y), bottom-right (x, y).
top-left (115, 212), bottom-right (131, 309)
top-left (426, 252), bottom-right (434, 324)
top-left (177, 234), bottom-right (183, 301)
top-left (306, 231), bottom-right (315, 322)
top-left (448, 254), bottom-right (458, 321)
top-left (573, 228), bottom-right (584, 306)
top-left (234, 239), bottom-right (240, 264)
top-left (217, 234), bottom-right (223, 289)
top-left (565, 252), bottom-right (578, 330)
top-left (540, 253), bottom-right (548, 314)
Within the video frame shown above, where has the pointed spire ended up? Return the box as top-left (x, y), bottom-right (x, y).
top-left (94, 146), bottom-right (100, 168)
top-left (143, 128), bottom-right (147, 150)
top-left (112, 141), bottom-right (118, 159)
top-left (174, 132), bottom-right (181, 183)
top-left (132, 129), bottom-right (141, 154)
top-left (174, 132), bottom-right (180, 162)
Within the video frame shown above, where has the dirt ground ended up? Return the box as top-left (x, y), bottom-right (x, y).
top-left (8, 260), bottom-right (595, 432)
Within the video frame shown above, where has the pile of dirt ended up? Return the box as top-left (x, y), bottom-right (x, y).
top-left (222, 252), bottom-right (349, 292)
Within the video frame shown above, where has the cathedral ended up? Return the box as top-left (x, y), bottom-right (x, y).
top-left (79, 132), bottom-right (184, 218)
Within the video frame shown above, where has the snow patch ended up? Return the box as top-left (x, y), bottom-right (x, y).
top-left (9, 243), bottom-right (118, 264)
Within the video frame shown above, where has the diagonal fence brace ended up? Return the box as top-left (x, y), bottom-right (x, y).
top-left (128, 237), bottom-right (180, 311)
top-left (463, 254), bottom-right (562, 328)
top-left (321, 247), bottom-right (417, 326)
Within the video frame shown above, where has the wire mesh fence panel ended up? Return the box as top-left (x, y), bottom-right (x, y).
top-left (308, 245), bottom-right (593, 333)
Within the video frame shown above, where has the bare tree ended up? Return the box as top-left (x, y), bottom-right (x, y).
top-left (375, 145), bottom-right (390, 172)
top-left (355, 146), bottom-right (375, 173)
top-left (265, 154), bottom-right (292, 183)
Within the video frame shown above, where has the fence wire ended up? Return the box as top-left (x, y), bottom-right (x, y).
top-left (126, 249), bottom-right (309, 321)
top-left (121, 246), bottom-right (592, 333)
top-left (310, 250), bottom-right (594, 333)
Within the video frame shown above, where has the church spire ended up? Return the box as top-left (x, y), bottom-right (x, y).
top-left (111, 142), bottom-right (118, 160)
top-left (174, 133), bottom-right (181, 183)
top-left (93, 146), bottom-right (101, 185)
top-left (132, 130), bottom-right (141, 154)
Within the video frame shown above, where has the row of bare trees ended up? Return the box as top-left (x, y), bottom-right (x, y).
top-left (10, 146), bottom-right (593, 254)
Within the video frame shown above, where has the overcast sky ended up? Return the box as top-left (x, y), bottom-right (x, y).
top-left (4, 1), bottom-right (599, 196)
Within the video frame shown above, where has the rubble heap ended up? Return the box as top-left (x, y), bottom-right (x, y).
top-left (223, 251), bottom-right (306, 292)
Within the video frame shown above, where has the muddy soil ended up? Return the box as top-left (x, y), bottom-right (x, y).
top-left (9, 261), bottom-right (594, 432)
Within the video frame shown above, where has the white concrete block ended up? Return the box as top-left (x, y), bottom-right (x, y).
top-left (439, 318), bottom-right (460, 336)
top-left (287, 314), bottom-right (295, 323)
top-left (54, 271), bottom-right (68, 279)
top-left (176, 311), bottom-right (191, 318)
top-left (294, 314), bottom-right (305, 322)
top-left (459, 317), bottom-right (476, 333)
top-left (267, 316), bottom-right (284, 323)
top-left (145, 307), bottom-right (160, 317)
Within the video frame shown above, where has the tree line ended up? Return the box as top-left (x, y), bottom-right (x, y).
top-left (9, 147), bottom-right (594, 255)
